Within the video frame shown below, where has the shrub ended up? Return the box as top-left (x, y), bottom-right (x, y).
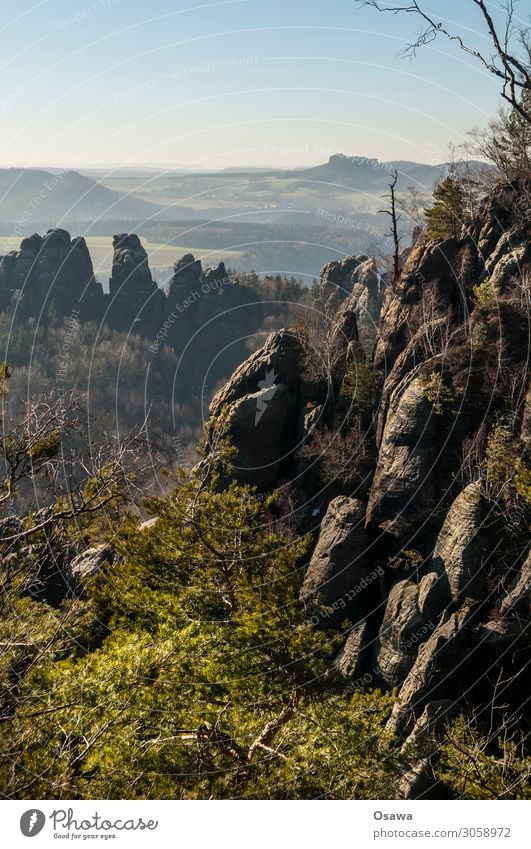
top-left (473, 277), bottom-right (498, 307)
top-left (420, 371), bottom-right (456, 415)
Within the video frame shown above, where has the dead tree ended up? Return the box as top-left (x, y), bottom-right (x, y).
top-left (356, 1), bottom-right (531, 123)
top-left (378, 170), bottom-right (402, 282)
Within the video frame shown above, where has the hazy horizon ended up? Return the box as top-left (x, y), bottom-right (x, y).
top-left (0, 0), bottom-right (523, 170)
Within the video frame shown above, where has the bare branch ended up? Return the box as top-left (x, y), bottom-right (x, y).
top-left (356, 1), bottom-right (531, 122)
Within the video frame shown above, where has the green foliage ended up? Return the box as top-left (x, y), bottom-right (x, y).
top-left (0, 361), bottom-right (8, 397)
top-left (473, 277), bottom-right (498, 307)
top-left (437, 715), bottom-right (531, 800)
top-left (0, 460), bottom-right (404, 799)
top-left (425, 175), bottom-right (466, 241)
top-left (420, 371), bottom-right (456, 415)
top-left (340, 351), bottom-right (376, 414)
top-left (484, 423), bottom-right (530, 503)
top-left (514, 460), bottom-right (531, 502)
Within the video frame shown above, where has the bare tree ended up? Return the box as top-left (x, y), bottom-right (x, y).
top-left (356, 1), bottom-right (531, 123)
top-left (378, 170), bottom-right (402, 281)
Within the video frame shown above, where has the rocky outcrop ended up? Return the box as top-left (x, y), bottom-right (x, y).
top-left (374, 237), bottom-right (471, 374)
top-left (432, 482), bottom-right (487, 605)
top-left (69, 543), bottom-right (115, 593)
top-left (108, 233), bottom-right (165, 333)
top-left (366, 372), bottom-right (436, 541)
top-left (327, 293), bottom-right (361, 385)
top-left (319, 255), bottom-right (360, 308)
top-left (335, 618), bottom-right (368, 678)
top-left (376, 579), bottom-right (431, 687)
top-left (301, 497), bottom-right (372, 623)
top-left (0, 234), bottom-right (256, 352)
top-left (472, 178), bottom-right (531, 292)
top-left (208, 329), bottom-right (304, 487)
top-left (198, 175), bottom-right (530, 775)
top-left (350, 257), bottom-right (380, 352)
top-left (0, 228), bottom-right (104, 319)
top-left (387, 608), bottom-right (472, 735)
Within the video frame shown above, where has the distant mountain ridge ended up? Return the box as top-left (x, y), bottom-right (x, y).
top-left (0, 168), bottom-right (162, 224)
top-left (0, 155), bottom-right (490, 234)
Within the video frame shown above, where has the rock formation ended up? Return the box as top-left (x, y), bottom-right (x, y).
top-left (208, 329), bottom-right (304, 487)
top-left (204, 174), bottom-right (530, 768)
top-left (301, 496), bottom-right (371, 623)
top-left (0, 228), bottom-right (104, 320)
top-left (108, 233), bottom-right (165, 333)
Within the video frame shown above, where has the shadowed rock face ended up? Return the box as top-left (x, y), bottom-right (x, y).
top-left (335, 618), bottom-right (368, 679)
top-left (387, 608), bottom-right (473, 736)
top-left (208, 329), bottom-right (304, 487)
top-left (108, 233), bottom-right (165, 333)
top-left (376, 579), bottom-right (431, 688)
top-left (0, 228), bottom-right (104, 319)
top-left (301, 496), bottom-right (371, 623)
top-left (499, 550), bottom-right (531, 618)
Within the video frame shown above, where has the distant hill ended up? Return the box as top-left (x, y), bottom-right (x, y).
top-left (294, 154), bottom-right (451, 189)
top-left (0, 168), bottom-right (163, 224)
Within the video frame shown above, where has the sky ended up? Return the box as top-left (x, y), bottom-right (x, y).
top-left (0, 0), bottom-right (527, 169)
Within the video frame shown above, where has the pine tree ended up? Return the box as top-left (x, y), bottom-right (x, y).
top-left (425, 175), bottom-right (466, 241)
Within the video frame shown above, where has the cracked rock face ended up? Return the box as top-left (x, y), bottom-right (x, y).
top-left (366, 374), bottom-right (436, 540)
top-left (301, 496), bottom-right (372, 623)
top-left (432, 482), bottom-right (487, 605)
top-left (376, 579), bottom-right (431, 688)
top-left (387, 608), bottom-right (472, 736)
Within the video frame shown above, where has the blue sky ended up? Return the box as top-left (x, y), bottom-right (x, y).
top-left (0, 0), bottom-right (527, 168)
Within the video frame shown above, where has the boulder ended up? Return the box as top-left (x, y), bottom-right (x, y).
top-left (69, 543), bottom-right (114, 591)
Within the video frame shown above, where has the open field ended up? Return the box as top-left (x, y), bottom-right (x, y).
top-left (0, 236), bottom-right (245, 278)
